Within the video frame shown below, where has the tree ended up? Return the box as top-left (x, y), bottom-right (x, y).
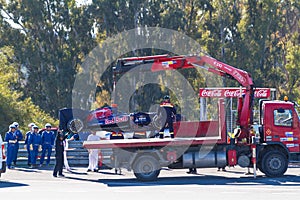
top-left (0, 46), bottom-right (57, 139)
top-left (0, 0), bottom-right (97, 116)
top-left (0, 0), bottom-right (299, 119)
top-left (281, 32), bottom-right (300, 100)
top-left (236, 0), bottom-right (300, 91)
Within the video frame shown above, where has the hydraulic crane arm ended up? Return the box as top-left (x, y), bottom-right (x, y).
top-left (150, 55), bottom-right (254, 133)
top-left (117, 54), bottom-right (255, 139)
top-left (149, 55), bottom-right (253, 87)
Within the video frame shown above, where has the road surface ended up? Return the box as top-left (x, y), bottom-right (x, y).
top-left (1, 165), bottom-right (300, 200)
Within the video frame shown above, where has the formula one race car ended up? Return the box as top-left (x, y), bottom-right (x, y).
top-left (58, 106), bottom-right (161, 135)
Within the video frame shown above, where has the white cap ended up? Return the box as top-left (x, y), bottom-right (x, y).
top-left (28, 123), bottom-right (35, 128)
top-left (32, 125), bottom-right (39, 129)
top-left (9, 124), bottom-right (16, 129)
top-left (12, 122), bottom-right (19, 127)
top-left (45, 123), bottom-right (52, 128)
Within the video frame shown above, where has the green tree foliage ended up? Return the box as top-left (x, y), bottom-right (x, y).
top-left (236, 0), bottom-right (299, 92)
top-left (0, 46), bottom-right (57, 139)
top-left (0, 0), bottom-right (96, 116)
top-left (283, 32), bottom-right (300, 100)
top-left (0, 0), bottom-right (299, 120)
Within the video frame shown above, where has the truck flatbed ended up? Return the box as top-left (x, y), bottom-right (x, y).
top-left (83, 136), bottom-right (226, 149)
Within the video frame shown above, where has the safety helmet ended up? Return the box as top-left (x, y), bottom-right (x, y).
top-left (163, 95), bottom-right (171, 102)
top-left (45, 123), bottom-right (52, 128)
top-left (9, 124), bottom-right (16, 129)
top-left (28, 122), bottom-right (35, 128)
top-left (12, 122), bottom-right (19, 127)
top-left (163, 95), bottom-right (170, 100)
top-left (32, 125), bottom-right (39, 129)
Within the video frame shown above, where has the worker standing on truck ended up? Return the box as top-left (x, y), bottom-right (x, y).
top-left (5, 124), bottom-right (17, 169)
top-left (12, 122), bottom-right (23, 166)
top-left (158, 95), bottom-right (176, 139)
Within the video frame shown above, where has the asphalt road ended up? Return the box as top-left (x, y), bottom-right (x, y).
top-left (1, 165), bottom-right (300, 200)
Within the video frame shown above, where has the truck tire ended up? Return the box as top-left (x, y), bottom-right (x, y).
top-left (133, 155), bottom-right (161, 181)
top-left (261, 150), bottom-right (288, 177)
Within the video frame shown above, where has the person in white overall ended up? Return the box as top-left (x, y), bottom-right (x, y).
top-left (87, 130), bottom-right (100, 172)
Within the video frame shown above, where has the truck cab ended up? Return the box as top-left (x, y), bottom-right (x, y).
top-left (260, 100), bottom-right (300, 160)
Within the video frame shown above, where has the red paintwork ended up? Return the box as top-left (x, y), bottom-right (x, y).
top-left (262, 101), bottom-right (300, 152)
top-left (87, 107), bottom-right (112, 121)
top-left (1, 143), bottom-right (6, 159)
top-left (173, 121), bottom-right (219, 138)
top-left (227, 149), bottom-right (237, 166)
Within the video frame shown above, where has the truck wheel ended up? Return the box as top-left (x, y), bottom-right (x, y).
top-left (133, 155), bottom-right (161, 181)
top-left (261, 150), bottom-right (288, 177)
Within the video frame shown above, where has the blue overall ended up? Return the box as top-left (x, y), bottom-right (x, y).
top-left (40, 130), bottom-right (55, 165)
top-left (5, 131), bottom-right (17, 168)
top-left (12, 129), bottom-right (23, 164)
top-left (24, 131), bottom-right (32, 165)
top-left (28, 133), bottom-right (42, 165)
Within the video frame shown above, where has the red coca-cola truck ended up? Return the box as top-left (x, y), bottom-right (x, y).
top-left (83, 54), bottom-right (300, 181)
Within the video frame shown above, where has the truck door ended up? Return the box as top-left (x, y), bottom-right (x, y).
top-left (268, 106), bottom-right (300, 152)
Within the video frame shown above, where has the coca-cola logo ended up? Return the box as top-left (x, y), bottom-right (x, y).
top-left (224, 89), bottom-right (243, 97)
top-left (255, 89), bottom-right (269, 98)
top-left (200, 89), bottom-right (222, 97)
top-left (199, 88), bottom-right (271, 98)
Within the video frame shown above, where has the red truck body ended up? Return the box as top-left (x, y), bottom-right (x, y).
top-left (261, 101), bottom-right (300, 152)
top-left (81, 54), bottom-right (300, 181)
